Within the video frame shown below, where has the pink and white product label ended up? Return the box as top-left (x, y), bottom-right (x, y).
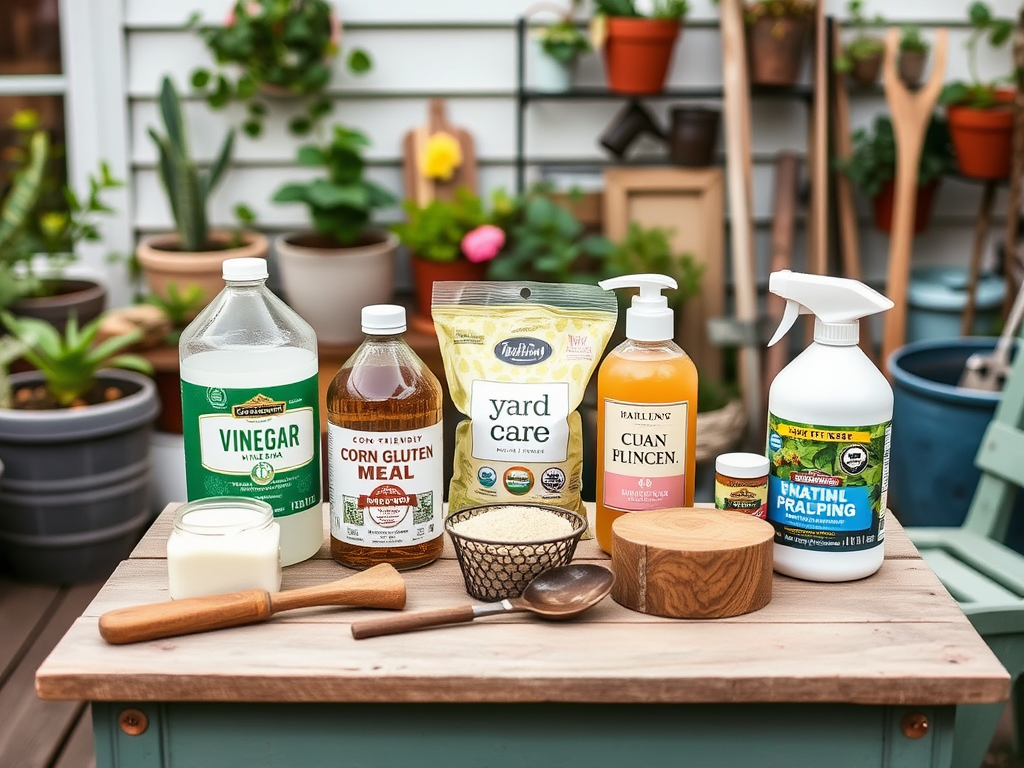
top-left (602, 398), bottom-right (688, 512)
top-left (328, 423), bottom-right (444, 548)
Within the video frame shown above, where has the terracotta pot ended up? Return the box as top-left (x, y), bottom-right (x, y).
top-left (9, 279), bottom-right (107, 329)
top-left (136, 230), bottom-right (268, 315)
top-left (947, 90), bottom-right (1016, 180)
top-left (746, 16), bottom-right (810, 87)
top-left (603, 17), bottom-right (681, 95)
top-left (668, 106), bottom-right (720, 166)
top-left (899, 50), bottom-right (927, 88)
top-left (872, 178), bottom-right (940, 235)
top-left (849, 50), bottom-right (883, 88)
top-left (275, 229), bottom-right (396, 347)
top-left (410, 255), bottom-right (489, 332)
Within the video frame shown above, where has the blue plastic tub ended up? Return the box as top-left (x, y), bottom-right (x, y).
top-left (906, 267), bottom-right (1004, 343)
top-left (888, 337), bottom-right (1024, 553)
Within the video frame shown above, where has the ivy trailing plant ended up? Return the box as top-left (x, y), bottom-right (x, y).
top-left (939, 1), bottom-right (1014, 109)
top-left (189, 0), bottom-right (372, 137)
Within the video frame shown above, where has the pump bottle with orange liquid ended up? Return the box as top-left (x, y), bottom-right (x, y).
top-left (595, 274), bottom-right (699, 554)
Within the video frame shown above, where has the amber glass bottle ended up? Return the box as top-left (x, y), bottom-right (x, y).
top-left (327, 305), bottom-right (444, 570)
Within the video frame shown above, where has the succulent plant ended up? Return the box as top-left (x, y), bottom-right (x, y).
top-left (148, 76), bottom-right (235, 252)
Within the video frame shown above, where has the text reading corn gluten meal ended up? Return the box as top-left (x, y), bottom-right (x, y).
top-left (433, 281), bottom-right (617, 524)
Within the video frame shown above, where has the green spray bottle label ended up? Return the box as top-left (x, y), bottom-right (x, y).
top-left (766, 414), bottom-right (890, 552)
top-left (181, 374), bottom-right (321, 517)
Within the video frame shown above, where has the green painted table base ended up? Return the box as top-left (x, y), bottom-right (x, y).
top-left (93, 702), bottom-right (955, 768)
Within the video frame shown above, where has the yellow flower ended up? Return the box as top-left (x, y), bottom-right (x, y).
top-left (40, 212), bottom-right (68, 238)
top-left (10, 109), bottom-right (40, 131)
top-left (421, 131), bottom-right (462, 181)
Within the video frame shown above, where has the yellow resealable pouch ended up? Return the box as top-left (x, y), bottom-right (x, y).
top-left (432, 281), bottom-right (617, 525)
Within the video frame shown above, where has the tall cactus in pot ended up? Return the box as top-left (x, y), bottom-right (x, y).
top-left (147, 76), bottom-right (235, 252)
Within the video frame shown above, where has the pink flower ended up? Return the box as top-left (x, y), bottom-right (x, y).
top-left (461, 225), bottom-right (505, 263)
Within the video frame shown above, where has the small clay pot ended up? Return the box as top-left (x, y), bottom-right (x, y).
top-left (898, 50), bottom-right (927, 88)
top-left (668, 106), bottom-right (720, 167)
top-left (746, 15), bottom-right (811, 87)
top-left (849, 51), bottom-right (883, 88)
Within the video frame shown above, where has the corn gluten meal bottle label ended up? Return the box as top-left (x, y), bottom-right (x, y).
top-left (328, 423), bottom-right (443, 548)
top-left (766, 414), bottom-right (890, 552)
top-left (181, 375), bottom-right (321, 518)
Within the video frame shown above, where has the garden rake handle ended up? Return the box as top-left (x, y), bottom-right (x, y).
top-left (880, 26), bottom-right (948, 371)
top-left (99, 563), bottom-right (406, 644)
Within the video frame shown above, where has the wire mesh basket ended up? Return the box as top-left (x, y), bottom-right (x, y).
top-left (445, 503), bottom-right (588, 601)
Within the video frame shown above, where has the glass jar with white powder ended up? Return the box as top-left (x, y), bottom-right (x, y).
top-left (167, 497), bottom-right (281, 599)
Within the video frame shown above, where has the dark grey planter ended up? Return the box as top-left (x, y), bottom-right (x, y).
top-left (0, 369), bottom-right (159, 583)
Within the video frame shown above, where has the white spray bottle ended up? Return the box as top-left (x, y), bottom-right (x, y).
top-left (765, 270), bottom-right (894, 582)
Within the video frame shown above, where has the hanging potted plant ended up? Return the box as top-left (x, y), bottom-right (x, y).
top-left (393, 188), bottom-right (507, 331)
top-left (272, 124), bottom-right (398, 347)
top-left (743, 0), bottom-right (816, 87)
top-left (592, 0), bottom-right (689, 95)
top-left (834, 0), bottom-right (885, 88)
top-left (0, 312), bottom-right (157, 583)
top-left (837, 113), bottom-right (953, 235)
top-left (0, 111), bottom-right (123, 329)
top-left (136, 76), bottom-right (268, 316)
top-left (527, 2), bottom-right (592, 93)
top-left (898, 25), bottom-right (931, 88)
top-left (939, 2), bottom-right (1015, 180)
top-left (189, 0), bottom-right (371, 137)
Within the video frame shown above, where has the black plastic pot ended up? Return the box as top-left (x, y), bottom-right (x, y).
top-left (668, 106), bottom-right (720, 166)
top-left (0, 369), bottom-right (159, 582)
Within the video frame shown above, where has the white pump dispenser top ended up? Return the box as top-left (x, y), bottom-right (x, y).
top-left (767, 270), bottom-right (894, 348)
top-left (598, 273), bottom-right (677, 342)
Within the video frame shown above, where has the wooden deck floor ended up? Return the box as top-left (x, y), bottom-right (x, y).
top-left (1, 578), bottom-right (102, 768)
top-left (0, 574), bottom-right (1019, 768)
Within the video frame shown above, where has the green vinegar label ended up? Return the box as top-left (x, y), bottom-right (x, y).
top-left (181, 374), bottom-right (321, 517)
top-left (766, 413), bottom-right (890, 553)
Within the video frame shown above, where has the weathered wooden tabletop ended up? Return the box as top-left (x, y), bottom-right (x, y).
top-left (36, 505), bottom-right (1010, 707)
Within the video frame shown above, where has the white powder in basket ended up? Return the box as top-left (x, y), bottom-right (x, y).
top-left (451, 505), bottom-right (574, 541)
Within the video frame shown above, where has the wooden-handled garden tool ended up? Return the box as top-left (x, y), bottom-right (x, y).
top-left (880, 27), bottom-right (948, 373)
top-left (98, 563), bottom-right (407, 644)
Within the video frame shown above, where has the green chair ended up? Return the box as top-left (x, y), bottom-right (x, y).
top-left (907, 340), bottom-right (1024, 768)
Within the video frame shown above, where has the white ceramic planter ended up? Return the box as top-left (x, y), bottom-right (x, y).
top-left (528, 36), bottom-right (574, 93)
top-left (275, 230), bottom-right (397, 347)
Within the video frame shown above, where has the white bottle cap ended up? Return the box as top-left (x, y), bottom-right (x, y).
top-left (598, 273), bottom-right (677, 342)
top-left (362, 305), bottom-right (407, 334)
top-left (716, 452), bottom-right (770, 479)
top-left (223, 257), bottom-right (268, 281)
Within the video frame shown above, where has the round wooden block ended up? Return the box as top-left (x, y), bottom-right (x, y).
top-left (611, 507), bottom-right (774, 619)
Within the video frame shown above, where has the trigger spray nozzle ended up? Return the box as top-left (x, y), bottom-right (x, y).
top-left (767, 270), bottom-right (894, 348)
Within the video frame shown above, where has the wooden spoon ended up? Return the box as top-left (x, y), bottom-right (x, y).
top-left (99, 563), bottom-right (406, 644)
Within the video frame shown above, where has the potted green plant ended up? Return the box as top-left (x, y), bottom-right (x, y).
top-left (485, 189), bottom-right (616, 284)
top-left (592, 0), bottom-right (689, 94)
top-left (939, 1), bottom-right (1015, 179)
top-left (834, 0), bottom-right (885, 88)
top-left (136, 76), bottom-right (268, 315)
top-left (189, 0), bottom-right (371, 137)
top-left (272, 124), bottom-right (397, 346)
top-left (392, 188), bottom-right (508, 330)
top-left (743, 0), bottom-right (816, 87)
top-left (0, 111), bottom-right (123, 329)
top-left (838, 113), bottom-right (953, 234)
top-left (0, 311), bottom-right (158, 583)
top-left (898, 25), bottom-right (930, 88)
top-left (527, 2), bottom-right (591, 93)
